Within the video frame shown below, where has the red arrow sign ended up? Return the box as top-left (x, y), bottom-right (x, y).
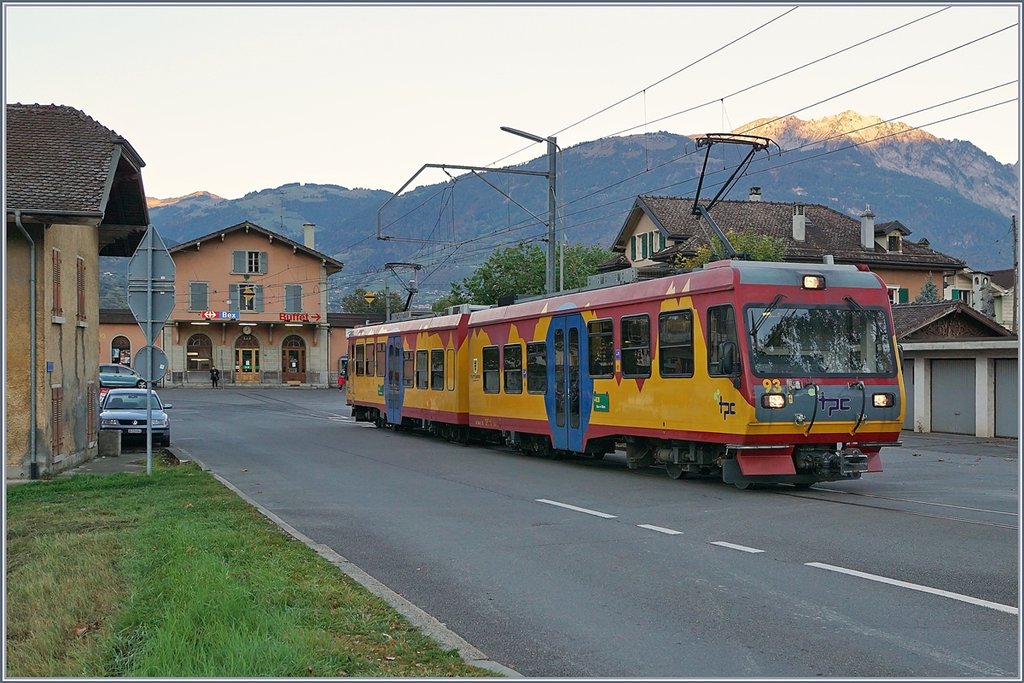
top-left (312, 313), bottom-right (321, 322)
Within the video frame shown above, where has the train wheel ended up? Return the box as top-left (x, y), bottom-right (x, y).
top-left (665, 463), bottom-right (687, 480)
top-left (734, 480), bottom-right (754, 490)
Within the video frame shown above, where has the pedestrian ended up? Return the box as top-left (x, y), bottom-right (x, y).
top-left (210, 366), bottom-right (220, 388)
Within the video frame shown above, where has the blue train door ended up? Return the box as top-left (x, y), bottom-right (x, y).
top-left (385, 335), bottom-right (403, 425)
top-left (549, 316), bottom-right (586, 452)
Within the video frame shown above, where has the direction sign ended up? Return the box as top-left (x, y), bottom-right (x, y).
top-left (128, 226), bottom-right (176, 344)
top-left (134, 345), bottom-right (169, 384)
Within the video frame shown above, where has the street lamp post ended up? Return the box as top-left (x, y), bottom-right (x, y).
top-left (500, 126), bottom-right (557, 295)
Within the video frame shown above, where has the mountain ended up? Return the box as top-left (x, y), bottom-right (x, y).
top-left (111, 111), bottom-right (1017, 310)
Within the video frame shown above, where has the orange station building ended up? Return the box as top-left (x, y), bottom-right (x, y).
top-left (99, 221), bottom-right (378, 387)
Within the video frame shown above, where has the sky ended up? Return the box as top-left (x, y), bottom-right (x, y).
top-left (4, 2), bottom-right (1021, 201)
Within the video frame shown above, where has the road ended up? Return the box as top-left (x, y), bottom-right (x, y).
top-left (162, 387), bottom-right (1019, 678)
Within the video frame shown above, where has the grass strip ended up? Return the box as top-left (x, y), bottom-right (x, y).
top-left (5, 464), bottom-right (499, 677)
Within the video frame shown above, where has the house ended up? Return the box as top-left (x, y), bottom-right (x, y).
top-left (97, 221), bottom-right (375, 387)
top-left (601, 190), bottom-right (966, 304)
top-left (988, 267), bottom-right (1018, 333)
top-left (892, 301), bottom-right (1017, 438)
top-left (6, 103), bottom-right (150, 479)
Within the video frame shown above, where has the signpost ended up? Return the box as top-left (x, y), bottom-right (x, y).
top-left (127, 225), bottom-right (176, 475)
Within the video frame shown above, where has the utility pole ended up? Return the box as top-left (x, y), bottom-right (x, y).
top-left (500, 126), bottom-right (558, 294)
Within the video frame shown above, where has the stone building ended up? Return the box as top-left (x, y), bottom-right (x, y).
top-left (6, 103), bottom-right (149, 479)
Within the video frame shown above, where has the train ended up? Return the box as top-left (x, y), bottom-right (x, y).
top-left (345, 258), bottom-right (905, 489)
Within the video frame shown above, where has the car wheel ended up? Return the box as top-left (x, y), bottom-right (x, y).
top-left (136, 380), bottom-right (147, 388)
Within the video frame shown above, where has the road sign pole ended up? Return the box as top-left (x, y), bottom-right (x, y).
top-left (127, 225), bottom-right (176, 476)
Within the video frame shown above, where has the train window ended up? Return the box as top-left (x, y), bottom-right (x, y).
top-left (403, 350), bottom-right (414, 387)
top-left (526, 342), bottom-right (547, 393)
top-left (416, 350), bottom-right (428, 389)
top-left (621, 315), bottom-right (651, 378)
top-left (587, 319), bottom-right (614, 377)
top-left (354, 343), bottom-right (365, 376)
top-left (483, 346), bottom-right (500, 394)
top-left (376, 343), bottom-right (386, 377)
top-left (707, 305), bottom-right (738, 376)
top-left (431, 349), bottom-right (444, 390)
top-left (659, 311), bottom-right (694, 377)
top-left (365, 342), bottom-right (376, 377)
top-left (504, 343), bottom-right (523, 394)
top-left (446, 349), bottom-right (456, 391)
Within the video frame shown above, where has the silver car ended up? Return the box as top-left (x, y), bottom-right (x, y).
top-left (99, 388), bottom-right (173, 447)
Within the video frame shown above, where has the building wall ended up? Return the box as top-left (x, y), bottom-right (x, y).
top-left (45, 223), bottom-right (102, 472)
top-left (7, 221), bottom-right (102, 478)
top-left (6, 225), bottom-right (33, 477)
top-left (901, 340), bottom-right (1018, 438)
top-left (165, 230), bottom-right (333, 386)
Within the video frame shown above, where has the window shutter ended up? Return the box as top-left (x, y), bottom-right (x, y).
top-left (232, 251), bottom-right (245, 273)
top-left (630, 237), bottom-right (636, 261)
top-left (260, 252), bottom-right (268, 274)
top-left (286, 284), bottom-right (302, 311)
top-left (76, 257), bottom-right (86, 321)
top-left (228, 284), bottom-right (239, 310)
top-left (899, 288), bottom-right (909, 304)
top-left (951, 290), bottom-right (960, 301)
top-left (255, 285), bottom-right (264, 311)
top-left (190, 282), bottom-right (208, 311)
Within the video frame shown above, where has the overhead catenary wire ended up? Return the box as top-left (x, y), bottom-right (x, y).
top-left (323, 10), bottom-right (1017, 300)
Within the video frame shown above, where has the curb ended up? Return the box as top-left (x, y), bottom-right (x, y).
top-left (171, 445), bottom-right (521, 678)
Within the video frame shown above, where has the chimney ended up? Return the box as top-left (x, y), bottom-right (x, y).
top-left (749, 186), bottom-right (762, 202)
top-left (792, 204), bottom-right (806, 241)
top-left (303, 222), bottom-right (316, 249)
top-left (860, 205), bottom-right (875, 250)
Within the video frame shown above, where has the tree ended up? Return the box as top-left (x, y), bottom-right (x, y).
top-left (914, 275), bottom-right (941, 303)
top-left (342, 287), bottom-right (404, 315)
top-left (431, 242), bottom-right (615, 310)
top-left (675, 229), bottom-right (785, 271)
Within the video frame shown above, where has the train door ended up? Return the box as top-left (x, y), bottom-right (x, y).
top-left (548, 316), bottom-right (587, 452)
top-left (385, 335), bottom-right (403, 424)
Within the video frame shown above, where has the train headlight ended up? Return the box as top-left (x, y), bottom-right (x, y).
top-left (872, 393), bottom-right (894, 408)
top-left (761, 394), bottom-right (786, 409)
top-left (802, 274), bottom-right (826, 290)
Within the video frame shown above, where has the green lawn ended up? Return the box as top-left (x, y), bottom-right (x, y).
top-left (5, 463), bottom-right (499, 678)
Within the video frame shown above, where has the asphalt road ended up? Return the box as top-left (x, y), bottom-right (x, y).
top-left (163, 387), bottom-right (1019, 678)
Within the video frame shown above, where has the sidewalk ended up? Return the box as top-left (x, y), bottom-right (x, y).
top-left (895, 430), bottom-right (1019, 459)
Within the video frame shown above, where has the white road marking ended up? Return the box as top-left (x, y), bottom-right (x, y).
top-left (536, 499), bottom-right (617, 519)
top-left (710, 541), bottom-right (765, 554)
top-left (806, 562), bottom-right (1018, 615)
top-left (637, 524), bottom-right (683, 535)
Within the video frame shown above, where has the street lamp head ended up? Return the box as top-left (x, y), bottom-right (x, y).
top-left (500, 125), bottom-right (550, 144)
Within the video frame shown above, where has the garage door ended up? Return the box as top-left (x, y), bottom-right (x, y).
top-left (931, 359), bottom-right (975, 435)
top-left (994, 358), bottom-right (1018, 438)
top-left (902, 359), bottom-right (915, 430)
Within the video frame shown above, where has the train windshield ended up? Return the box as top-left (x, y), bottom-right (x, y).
top-left (746, 304), bottom-right (896, 377)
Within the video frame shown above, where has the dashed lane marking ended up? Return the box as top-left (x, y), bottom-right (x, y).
top-left (536, 499), bottom-right (617, 519)
top-left (806, 562), bottom-right (1018, 615)
top-left (637, 524), bottom-right (683, 535)
top-left (710, 541), bottom-right (765, 554)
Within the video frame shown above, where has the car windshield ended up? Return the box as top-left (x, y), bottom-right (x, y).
top-left (746, 304), bottom-right (896, 377)
top-left (104, 394), bottom-right (163, 411)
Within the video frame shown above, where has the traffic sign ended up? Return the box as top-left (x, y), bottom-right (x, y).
top-left (134, 345), bottom-right (169, 383)
top-left (127, 225), bottom-right (176, 344)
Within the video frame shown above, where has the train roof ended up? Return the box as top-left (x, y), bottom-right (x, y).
top-left (468, 260), bottom-right (884, 328)
top-left (348, 312), bottom-right (466, 338)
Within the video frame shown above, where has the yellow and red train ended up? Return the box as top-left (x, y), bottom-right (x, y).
top-left (346, 259), bottom-right (905, 488)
